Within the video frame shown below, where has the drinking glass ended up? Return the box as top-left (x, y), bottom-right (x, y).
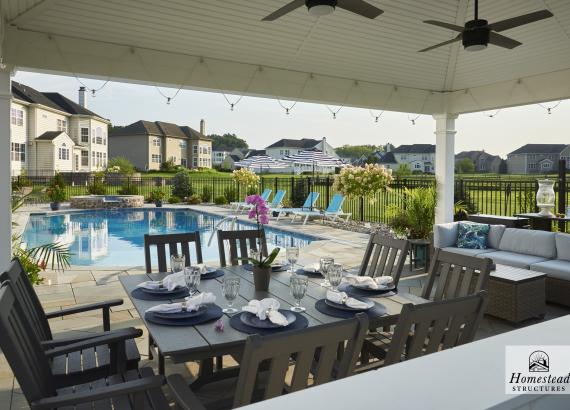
top-left (328, 263), bottom-right (343, 292)
top-left (290, 275), bottom-right (308, 312)
top-left (170, 254), bottom-right (185, 274)
top-left (286, 246), bottom-right (299, 274)
top-left (222, 277), bottom-right (240, 314)
top-left (319, 257), bottom-right (334, 287)
top-left (184, 266), bottom-right (201, 296)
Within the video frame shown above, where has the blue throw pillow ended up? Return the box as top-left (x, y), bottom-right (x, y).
top-left (456, 222), bottom-right (490, 249)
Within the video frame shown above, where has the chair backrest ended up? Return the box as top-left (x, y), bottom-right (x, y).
top-left (302, 192), bottom-right (320, 209)
top-left (217, 229), bottom-right (268, 267)
top-left (260, 188), bottom-right (272, 201)
top-left (326, 193), bottom-right (345, 213)
top-left (270, 190), bottom-right (286, 207)
top-left (0, 258), bottom-right (52, 341)
top-left (144, 232), bottom-right (204, 273)
top-left (233, 314), bottom-right (369, 407)
top-left (358, 234), bottom-right (410, 286)
top-left (384, 291), bottom-right (488, 366)
top-left (0, 281), bottom-right (57, 403)
top-left (421, 249), bottom-right (492, 301)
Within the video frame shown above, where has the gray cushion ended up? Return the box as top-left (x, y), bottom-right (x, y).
top-left (442, 247), bottom-right (497, 257)
top-left (488, 225), bottom-right (506, 249)
top-left (433, 223), bottom-right (458, 248)
top-left (555, 233), bottom-right (570, 262)
top-left (478, 250), bottom-right (548, 269)
top-left (498, 228), bottom-right (557, 259)
top-left (531, 259), bottom-right (570, 281)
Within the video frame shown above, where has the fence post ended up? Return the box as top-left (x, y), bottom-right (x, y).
top-left (558, 159), bottom-right (567, 232)
top-left (359, 197), bottom-right (364, 222)
top-left (326, 176), bottom-right (330, 209)
top-left (290, 177), bottom-right (294, 206)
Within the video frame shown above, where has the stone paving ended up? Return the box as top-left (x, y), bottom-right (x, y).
top-left (1, 203), bottom-right (568, 408)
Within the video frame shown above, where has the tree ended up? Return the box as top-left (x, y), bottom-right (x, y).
top-left (456, 158), bottom-right (475, 174)
top-left (209, 133), bottom-right (249, 151)
top-left (335, 144), bottom-right (381, 159)
top-left (107, 156), bottom-right (136, 174)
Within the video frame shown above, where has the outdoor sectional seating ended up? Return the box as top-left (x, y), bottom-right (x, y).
top-left (434, 222), bottom-right (570, 307)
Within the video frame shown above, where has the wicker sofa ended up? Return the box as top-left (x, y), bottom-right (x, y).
top-left (433, 222), bottom-right (570, 307)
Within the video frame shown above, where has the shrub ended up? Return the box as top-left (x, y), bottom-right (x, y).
top-left (233, 168), bottom-right (259, 188)
top-left (160, 159), bottom-right (178, 172)
top-left (187, 194), bottom-right (202, 205)
top-left (214, 195), bottom-right (229, 205)
top-left (168, 195), bottom-right (181, 204)
top-left (148, 188), bottom-right (166, 203)
top-left (201, 186), bottom-right (213, 202)
top-left (51, 172), bottom-right (66, 189)
top-left (223, 187), bottom-right (238, 202)
top-left (46, 184), bottom-right (66, 202)
top-left (172, 170), bottom-right (194, 198)
top-left (246, 186), bottom-right (258, 196)
top-left (107, 157), bottom-right (136, 174)
top-left (87, 172), bottom-right (106, 195)
top-left (118, 183), bottom-right (139, 195)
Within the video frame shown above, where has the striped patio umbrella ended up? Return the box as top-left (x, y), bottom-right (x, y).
top-left (281, 150), bottom-right (346, 174)
top-left (233, 155), bottom-right (292, 173)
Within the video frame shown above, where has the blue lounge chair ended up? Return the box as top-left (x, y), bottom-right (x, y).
top-left (241, 189), bottom-right (285, 213)
top-left (272, 192), bottom-right (320, 221)
top-left (292, 193), bottom-right (351, 225)
top-left (230, 188), bottom-right (272, 212)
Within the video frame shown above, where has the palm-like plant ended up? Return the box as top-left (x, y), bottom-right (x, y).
top-left (387, 187), bottom-right (437, 239)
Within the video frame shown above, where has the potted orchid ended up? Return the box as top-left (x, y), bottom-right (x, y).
top-left (242, 194), bottom-right (280, 291)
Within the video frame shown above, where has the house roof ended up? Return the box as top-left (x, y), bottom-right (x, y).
top-left (36, 131), bottom-right (66, 141)
top-left (266, 138), bottom-right (321, 149)
top-left (456, 150), bottom-right (502, 161)
top-left (109, 120), bottom-right (211, 140)
top-left (377, 152), bottom-right (397, 164)
top-left (244, 149), bottom-right (266, 158)
top-left (391, 144), bottom-right (435, 154)
top-left (228, 154), bottom-right (241, 162)
top-left (508, 144), bottom-right (568, 155)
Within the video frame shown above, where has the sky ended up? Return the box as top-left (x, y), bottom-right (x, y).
top-left (13, 70), bottom-right (570, 158)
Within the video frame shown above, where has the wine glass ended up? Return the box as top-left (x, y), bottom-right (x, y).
top-left (319, 257), bottom-right (334, 287)
top-left (222, 277), bottom-right (240, 314)
top-left (286, 246), bottom-right (299, 274)
top-left (290, 275), bottom-right (308, 312)
top-left (184, 266), bottom-right (201, 296)
top-left (170, 254), bottom-right (185, 274)
top-left (328, 263), bottom-right (343, 292)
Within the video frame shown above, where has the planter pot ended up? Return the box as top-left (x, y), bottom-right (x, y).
top-left (50, 202), bottom-right (60, 211)
top-left (252, 266), bottom-right (271, 291)
top-left (155, 200), bottom-right (163, 208)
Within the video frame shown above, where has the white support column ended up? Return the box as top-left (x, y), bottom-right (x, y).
top-left (433, 113), bottom-right (458, 224)
top-left (0, 68), bottom-right (12, 266)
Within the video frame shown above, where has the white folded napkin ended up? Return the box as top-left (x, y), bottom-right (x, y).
top-left (194, 263), bottom-right (214, 275)
top-left (326, 290), bottom-right (370, 310)
top-left (303, 263), bottom-right (321, 273)
top-left (145, 292), bottom-right (216, 314)
top-left (137, 271), bottom-right (185, 291)
top-left (242, 298), bottom-right (289, 326)
top-left (342, 274), bottom-right (394, 290)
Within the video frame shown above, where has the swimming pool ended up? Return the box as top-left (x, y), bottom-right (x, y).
top-left (23, 209), bottom-right (318, 267)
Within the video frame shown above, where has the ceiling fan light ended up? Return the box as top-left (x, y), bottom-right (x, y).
top-left (308, 4), bottom-right (335, 17)
top-left (465, 43), bottom-right (487, 52)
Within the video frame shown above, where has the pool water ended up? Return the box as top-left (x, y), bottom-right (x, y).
top-left (23, 209), bottom-right (317, 267)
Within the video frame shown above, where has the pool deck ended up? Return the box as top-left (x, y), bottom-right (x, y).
top-left (2, 203), bottom-right (569, 408)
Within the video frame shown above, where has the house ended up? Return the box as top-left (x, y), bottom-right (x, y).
top-left (10, 83), bottom-right (110, 176)
top-left (455, 150), bottom-right (503, 173)
top-left (354, 151), bottom-right (398, 170)
top-left (391, 144), bottom-right (436, 173)
top-left (221, 154), bottom-right (242, 170)
top-left (212, 150), bottom-right (231, 166)
top-left (265, 137), bottom-right (336, 159)
top-left (109, 119), bottom-right (212, 170)
top-left (506, 144), bottom-right (569, 174)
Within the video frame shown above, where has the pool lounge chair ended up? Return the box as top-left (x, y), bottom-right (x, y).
top-left (292, 193), bottom-right (351, 225)
top-left (230, 188), bottom-right (271, 211)
top-left (272, 192), bottom-right (320, 221)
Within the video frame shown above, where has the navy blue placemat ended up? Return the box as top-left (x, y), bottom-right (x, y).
top-left (229, 311), bottom-right (308, 335)
top-left (338, 283), bottom-right (397, 298)
top-left (243, 264), bottom-right (289, 273)
top-left (131, 287), bottom-right (189, 301)
top-left (315, 299), bottom-right (387, 319)
top-left (295, 268), bottom-right (322, 278)
top-left (144, 304), bottom-right (223, 326)
top-left (201, 270), bottom-right (224, 280)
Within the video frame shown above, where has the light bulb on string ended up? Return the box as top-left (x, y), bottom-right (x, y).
top-left (166, 97), bottom-right (171, 105)
top-left (230, 103), bottom-right (234, 111)
top-left (285, 108), bottom-right (290, 115)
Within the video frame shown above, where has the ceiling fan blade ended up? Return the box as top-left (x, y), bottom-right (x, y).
top-left (488, 9), bottom-right (553, 32)
top-left (262, 0), bottom-right (305, 21)
top-left (423, 20), bottom-right (464, 32)
top-left (488, 32), bottom-right (522, 49)
top-left (418, 34), bottom-right (462, 52)
top-left (337, 0), bottom-right (384, 19)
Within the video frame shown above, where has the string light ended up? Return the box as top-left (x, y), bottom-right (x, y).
top-left (538, 101), bottom-right (562, 114)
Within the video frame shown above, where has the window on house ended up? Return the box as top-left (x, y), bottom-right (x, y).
top-left (11, 108), bottom-right (23, 126)
top-left (103, 153), bottom-right (107, 167)
top-left (193, 145), bottom-right (198, 154)
top-left (528, 163), bottom-right (537, 169)
top-left (414, 163), bottom-right (421, 169)
top-left (81, 128), bottom-right (89, 143)
top-left (11, 143), bottom-right (25, 162)
top-left (58, 145), bottom-right (70, 160)
top-left (81, 151), bottom-right (89, 166)
top-left (153, 138), bottom-right (161, 147)
top-left (152, 154), bottom-right (162, 163)
top-left (57, 119), bottom-right (68, 132)
top-left (96, 128), bottom-right (103, 144)
top-left (401, 155), bottom-right (407, 160)
top-left (170, 156), bottom-right (177, 163)
top-left (193, 158), bottom-right (197, 167)
top-left (541, 162), bottom-right (552, 170)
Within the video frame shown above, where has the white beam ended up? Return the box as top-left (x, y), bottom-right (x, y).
top-left (0, 67), bottom-right (12, 266)
top-left (434, 114), bottom-right (458, 224)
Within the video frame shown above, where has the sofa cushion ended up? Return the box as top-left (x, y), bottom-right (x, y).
top-left (498, 228), bottom-right (557, 259)
top-left (433, 222), bottom-right (458, 248)
top-left (488, 225), bottom-right (506, 249)
top-left (442, 247), bottom-right (497, 257)
top-left (456, 222), bottom-right (490, 249)
top-left (530, 259), bottom-right (570, 281)
top-left (478, 250), bottom-right (548, 269)
top-left (555, 233), bottom-right (570, 262)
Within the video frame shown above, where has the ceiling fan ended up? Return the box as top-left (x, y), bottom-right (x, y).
top-left (262, 0), bottom-right (383, 21)
top-left (419, 0), bottom-right (553, 52)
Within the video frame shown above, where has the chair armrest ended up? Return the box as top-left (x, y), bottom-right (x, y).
top-left (31, 375), bottom-right (164, 410)
top-left (45, 299), bottom-right (123, 318)
top-left (40, 333), bottom-right (105, 349)
top-left (167, 374), bottom-right (207, 410)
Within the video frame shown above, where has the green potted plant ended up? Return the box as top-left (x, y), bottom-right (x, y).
top-left (149, 188), bottom-right (166, 207)
top-left (46, 184), bottom-right (66, 211)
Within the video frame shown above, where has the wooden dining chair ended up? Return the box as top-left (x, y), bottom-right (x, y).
top-left (421, 249), bottom-right (493, 301)
top-left (167, 314), bottom-right (369, 410)
top-left (144, 231), bottom-right (204, 273)
top-left (0, 281), bottom-right (169, 410)
top-left (358, 233), bottom-right (410, 286)
top-left (217, 228), bottom-right (268, 267)
top-left (364, 291), bottom-right (488, 370)
top-left (0, 259), bottom-right (141, 384)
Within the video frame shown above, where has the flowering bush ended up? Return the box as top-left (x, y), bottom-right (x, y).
top-left (334, 164), bottom-right (393, 199)
top-left (107, 165), bottom-right (122, 173)
top-left (233, 168), bottom-right (260, 188)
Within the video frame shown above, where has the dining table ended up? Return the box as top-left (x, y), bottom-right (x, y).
top-left (119, 263), bottom-right (429, 383)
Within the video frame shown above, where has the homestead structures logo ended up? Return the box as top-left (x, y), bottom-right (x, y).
top-left (529, 351), bottom-right (549, 372)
